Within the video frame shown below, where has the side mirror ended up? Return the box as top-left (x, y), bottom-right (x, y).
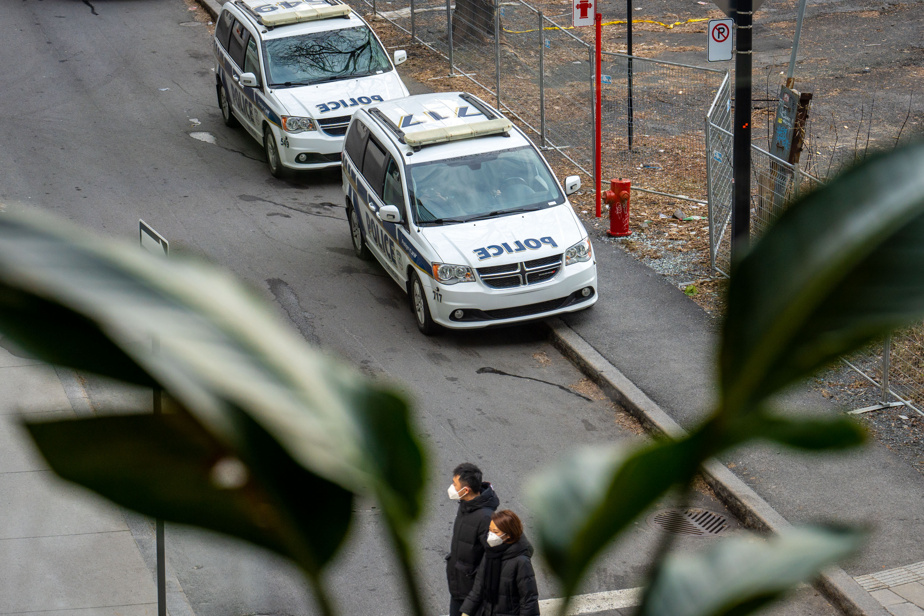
top-left (564, 175), bottom-right (581, 196)
top-left (393, 50), bottom-right (407, 66)
top-left (378, 204), bottom-right (402, 223)
top-left (238, 72), bottom-right (259, 88)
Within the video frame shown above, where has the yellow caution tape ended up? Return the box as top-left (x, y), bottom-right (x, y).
top-left (502, 17), bottom-right (709, 35)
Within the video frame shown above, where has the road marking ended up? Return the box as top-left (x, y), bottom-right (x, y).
top-left (442, 586), bottom-right (642, 616)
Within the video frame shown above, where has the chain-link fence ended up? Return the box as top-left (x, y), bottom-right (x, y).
top-left (348, 0), bottom-right (729, 202)
top-left (601, 53), bottom-right (725, 204)
top-left (705, 79), bottom-right (821, 277)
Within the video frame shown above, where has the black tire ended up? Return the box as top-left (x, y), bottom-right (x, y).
top-left (217, 82), bottom-right (239, 128)
top-left (263, 126), bottom-right (285, 178)
top-left (347, 205), bottom-right (371, 260)
top-left (410, 272), bottom-right (439, 335)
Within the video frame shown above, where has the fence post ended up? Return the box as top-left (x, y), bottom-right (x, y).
top-left (705, 118), bottom-right (717, 272)
top-left (446, 0), bottom-right (454, 75)
top-left (494, 0), bottom-right (501, 109)
top-left (538, 10), bottom-right (546, 148)
top-left (411, 0), bottom-right (416, 43)
top-left (881, 335), bottom-right (892, 405)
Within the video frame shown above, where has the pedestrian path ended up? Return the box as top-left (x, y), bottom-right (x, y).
top-left (0, 340), bottom-right (158, 616)
top-left (857, 561), bottom-right (924, 615)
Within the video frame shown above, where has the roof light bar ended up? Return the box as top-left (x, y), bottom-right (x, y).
top-left (242, 0), bottom-right (350, 26)
top-left (404, 118), bottom-right (512, 148)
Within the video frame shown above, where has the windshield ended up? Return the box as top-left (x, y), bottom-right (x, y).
top-left (264, 26), bottom-right (391, 87)
top-left (409, 146), bottom-right (565, 225)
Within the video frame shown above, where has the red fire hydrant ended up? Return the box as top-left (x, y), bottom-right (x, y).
top-left (605, 179), bottom-right (632, 237)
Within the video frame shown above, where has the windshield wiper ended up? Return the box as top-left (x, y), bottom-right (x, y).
top-left (276, 75), bottom-right (348, 87)
top-left (464, 204), bottom-right (544, 222)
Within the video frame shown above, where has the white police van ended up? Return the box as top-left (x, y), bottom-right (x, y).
top-left (342, 92), bottom-right (598, 334)
top-left (213, 0), bottom-right (409, 177)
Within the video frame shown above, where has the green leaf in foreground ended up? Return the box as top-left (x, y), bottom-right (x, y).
top-left (0, 209), bottom-right (428, 612)
top-left (637, 525), bottom-right (865, 616)
top-left (527, 437), bottom-right (707, 599)
top-left (732, 413), bottom-right (867, 452)
top-left (721, 141), bottom-right (924, 413)
top-left (24, 413), bottom-right (354, 574)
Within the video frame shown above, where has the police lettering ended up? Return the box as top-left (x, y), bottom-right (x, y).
top-left (473, 237), bottom-right (557, 260)
top-left (317, 94), bottom-right (383, 113)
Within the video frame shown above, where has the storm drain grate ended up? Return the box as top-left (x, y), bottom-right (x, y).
top-left (648, 508), bottom-right (730, 536)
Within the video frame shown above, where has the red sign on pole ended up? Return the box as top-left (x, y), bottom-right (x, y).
top-left (573, 0), bottom-right (594, 27)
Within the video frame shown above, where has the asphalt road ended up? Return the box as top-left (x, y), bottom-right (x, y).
top-left (0, 1), bottom-right (832, 615)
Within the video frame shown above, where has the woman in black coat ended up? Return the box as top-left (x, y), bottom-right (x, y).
top-left (460, 509), bottom-right (540, 616)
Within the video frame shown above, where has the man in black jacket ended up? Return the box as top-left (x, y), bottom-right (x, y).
top-left (446, 462), bottom-right (499, 616)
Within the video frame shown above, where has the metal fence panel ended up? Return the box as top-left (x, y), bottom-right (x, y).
top-left (536, 15), bottom-right (592, 174)
top-left (705, 73), bottom-right (733, 274)
top-left (602, 53), bottom-right (724, 203)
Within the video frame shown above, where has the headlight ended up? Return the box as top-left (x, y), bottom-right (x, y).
top-left (565, 238), bottom-right (592, 266)
top-left (432, 263), bottom-right (475, 285)
top-left (281, 116), bottom-right (318, 133)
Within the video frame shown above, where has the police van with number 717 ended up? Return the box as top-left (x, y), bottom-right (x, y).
top-left (342, 92), bottom-right (598, 334)
top-left (213, 0), bottom-right (409, 177)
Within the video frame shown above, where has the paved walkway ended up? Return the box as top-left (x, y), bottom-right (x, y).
top-left (0, 341), bottom-right (158, 616)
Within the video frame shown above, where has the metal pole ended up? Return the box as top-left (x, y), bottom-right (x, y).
top-left (590, 44), bottom-right (597, 215)
top-left (373, 0), bottom-right (376, 17)
top-left (627, 0), bottom-right (634, 150)
top-left (785, 0), bottom-right (807, 89)
top-left (595, 12), bottom-right (602, 217)
top-left (411, 0), bottom-right (417, 42)
top-left (494, 0), bottom-right (501, 109)
top-left (447, 0), bottom-right (454, 75)
top-left (731, 0), bottom-right (753, 263)
top-left (153, 339), bottom-right (166, 616)
top-left (539, 10), bottom-right (546, 148)
top-left (881, 335), bottom-right (892, 405)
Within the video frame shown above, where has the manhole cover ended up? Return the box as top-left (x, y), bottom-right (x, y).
top-left (648, 508), bottom-right (730, 536)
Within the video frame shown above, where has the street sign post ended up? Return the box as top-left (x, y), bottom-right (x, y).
top-left (707, 18), bottom-right (733, 61)
top-left (138, 219), bottom-right (168, 616)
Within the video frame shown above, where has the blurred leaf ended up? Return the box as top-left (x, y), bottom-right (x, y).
top-left (637, 525), bottom-right (865, 616)
top-left (0, 283), bottom-right (155, 387)
top-left (527, 435), bottom-right (708, 598)
top-left (24, 412), bottom-right (354, 574)
top-left (721, 141), bottom-right (924, 412)
top-left (737, 413), bottom-right (867, 451)
top-left (0, 210), bottom-right (426, 596)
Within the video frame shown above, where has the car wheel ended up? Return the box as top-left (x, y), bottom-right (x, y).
top-left (347, 205), bottom-right (371, 260)
top-left (217, 82), bottom-right (238, 128)
top-left (263, 126), bottom-right (285, 178)
top-left (410, 272), bottom-right (439, 335)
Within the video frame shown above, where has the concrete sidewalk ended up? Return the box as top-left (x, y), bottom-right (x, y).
top-left (0, 340), bottom-right (162, 616)
top-left (552, 234), bottom-right (924, 616)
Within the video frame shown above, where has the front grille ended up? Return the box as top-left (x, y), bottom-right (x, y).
top-left (477, 253), bottom-right (562, 289)
top-left (449, 287), bottom-right (595, 323)
top-left (317, 115), bottom-right (351, 136)
top-left (297, 152), bottom-right (341, 164)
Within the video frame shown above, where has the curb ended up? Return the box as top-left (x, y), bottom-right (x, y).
top-left (546, 318), bottom-right (890, 616)
top-left (196, 0), bottom-right (222, 19)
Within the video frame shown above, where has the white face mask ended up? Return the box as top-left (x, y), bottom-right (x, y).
top-left (487, 532), bottom-right (504, 547)
top-left (448, 484), bottom-right (463, 500)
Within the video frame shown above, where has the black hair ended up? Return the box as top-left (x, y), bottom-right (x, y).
top-left (453, 462), bottom-right (483, 493)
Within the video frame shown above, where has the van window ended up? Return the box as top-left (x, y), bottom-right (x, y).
top-left (228, 21), bottom-right (249, 69)
top-left (382, 158), bottom-right (405, 210)
top-left (362, 139), bottom-right (388, 199)
top-left (215, 11), bottom-right (234, 51)
top-left (344, 121), bottom-right (370, 167)
top-left (243, 37), bottom-right (262, 83)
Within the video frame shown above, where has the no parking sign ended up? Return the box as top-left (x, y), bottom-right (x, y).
top-left (707, 18), bottom-right (734, 61)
